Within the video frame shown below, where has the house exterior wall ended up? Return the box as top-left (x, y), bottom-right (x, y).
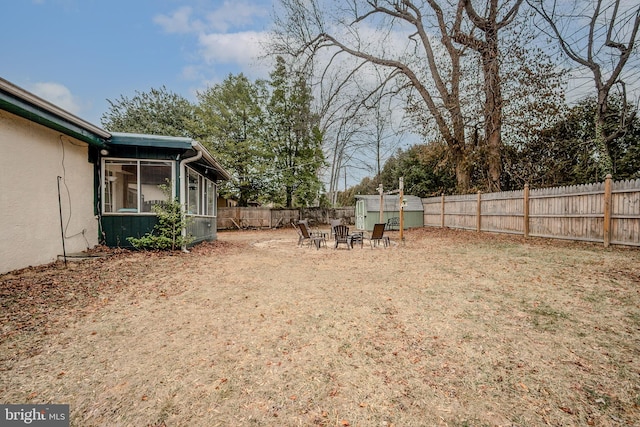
top-left (0, 110), bottom-right (98, 273)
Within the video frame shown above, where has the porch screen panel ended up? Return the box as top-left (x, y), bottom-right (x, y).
top-left (141, 161), bottom-right (172, 212)
top-left (104, 160), bottom-right (138, 213)
top-left (187, 169), bottom-right (200, 215)
top-left (205, 180), bottom-right (216, 216)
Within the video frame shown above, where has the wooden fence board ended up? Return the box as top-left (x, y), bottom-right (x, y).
top-left (421, 176), bottom-right (640, 247)
top-left (217, 207), bottom-right (355, 230)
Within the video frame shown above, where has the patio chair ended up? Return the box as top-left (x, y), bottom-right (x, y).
top-left (297, 222), bottom-right (326, 249)
top-left (329, 219), bottom-right (342, 238)
top-left (368, 223), bottom-right (390, 248)
top-left (333, 224), bottom-right (351, 249)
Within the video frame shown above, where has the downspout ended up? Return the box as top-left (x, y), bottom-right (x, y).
top-left (179, 141), bottom-right (203, 252)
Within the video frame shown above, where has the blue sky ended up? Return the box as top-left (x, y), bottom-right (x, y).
top-left (1, 0), bottom-right (275, 125)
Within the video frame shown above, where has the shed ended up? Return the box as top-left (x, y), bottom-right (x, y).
top-left (354, 194), bottom-right (424, 232)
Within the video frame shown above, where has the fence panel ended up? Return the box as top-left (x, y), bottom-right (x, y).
top-left (271, 209), bottom-right (300, 229)
top-left (611, 179), bottom-right (640, 246)
top-left (423, 197), bottom-right (442, 227)
top-left (528, 183), bottom-right (605, 243)
top-left (218, 207), bottom-right (271, 229)
top-left (217, 206), bottom-right (356, 230)
top-left (421, 177), bottom-right (640, 247)
top-left (443, 194), bottom-right (477, 230)
top-left (480, 190), bottom-right (524, 234)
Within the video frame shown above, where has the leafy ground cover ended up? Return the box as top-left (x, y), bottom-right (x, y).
top-left (1, 227), bottom-right (639, 426)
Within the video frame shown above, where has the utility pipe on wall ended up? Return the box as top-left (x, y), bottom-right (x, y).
top-left (57, 176), bottom-right (67, 266)
top-left (179, 141), bottom-right (203, 252)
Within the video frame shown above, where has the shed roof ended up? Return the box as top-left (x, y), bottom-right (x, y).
top-left (355, 194), bottom-right (424, 211)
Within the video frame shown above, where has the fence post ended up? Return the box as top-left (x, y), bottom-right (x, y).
top-left (441, 193), bottom-right (445, 228)
top-left (603, 174), bottom-right (612, 248)
top-left (477, 191), bottom-right (482, 232)
top-left (524, 183), bottom-right (530, 238)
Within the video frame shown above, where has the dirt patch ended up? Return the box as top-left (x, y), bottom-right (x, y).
top-left (1, 227), bottom-right (639, 426)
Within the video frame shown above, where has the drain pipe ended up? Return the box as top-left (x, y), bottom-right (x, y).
top-left (179, 141), bottom-right (203, 252)
top-left (57, 176), bottom-right (68, 266)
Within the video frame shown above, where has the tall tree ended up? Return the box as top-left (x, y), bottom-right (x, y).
top-left (195, 74), bottom-right (270, 206)
top-left (272, 0), bottom-right (528, 193)
top-left (101, 86), bottom-right (195, 137)
top-left (267, 56), bottom-right (325, 207)
top-left (453, 0), bottom-right (524, 191)
top-left (272, 0), bottom-right (470, 190)
top-left (528, 0), bottom-right (640, 177)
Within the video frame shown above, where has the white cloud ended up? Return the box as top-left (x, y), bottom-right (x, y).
top-left (153, 6), bottom-right (204, 34)
top-left (154, 2), bottom-right (268, 35)
top-left (154, 3), bottom-right (272, 83)
top-left (198, 31), bottom-right (268, 68)
top-left (205, 1), bottom-right (268, 32)
top-left (30, 82), bottom-right (82, 115)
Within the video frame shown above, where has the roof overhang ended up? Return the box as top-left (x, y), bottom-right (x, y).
top-left (0, 77), bottom-right (109, 147)
top-left (108, 132), bottom-right (231, 181)
top-left (108, 132), bottom-right (194, 150)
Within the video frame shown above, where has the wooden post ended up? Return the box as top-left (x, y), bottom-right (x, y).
top-left (378, 183), bottom-right (384, 224)
top-left (523, 183), bottom-right (530, 238)
top-left (399, 177), bottom-right (404, 242)
top-left (441, 193), bottom-right (445, 228)
top-left (476, 191), bottom-right (482, 232)
top-left (603, 174), bottom-right (612, 248)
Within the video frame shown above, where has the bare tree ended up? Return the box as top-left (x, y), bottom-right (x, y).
top-left (272, 0), bottom-right (473, 191)
top-left (528, 0), bottom-right (640, 177)
top-left (454, 0), bottom-right (525, 191)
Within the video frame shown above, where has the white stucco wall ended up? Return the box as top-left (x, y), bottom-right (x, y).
top-left (0, 110), bottom-right (99, 273)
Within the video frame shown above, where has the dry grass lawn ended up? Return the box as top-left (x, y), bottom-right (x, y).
top-left (1, 227), bottom-right (639, 426)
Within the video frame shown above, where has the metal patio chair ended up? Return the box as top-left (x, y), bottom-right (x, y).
top-left (368, 223), bottom-right (390, 248)
top-left (297, 221), bottom-right (326, 249)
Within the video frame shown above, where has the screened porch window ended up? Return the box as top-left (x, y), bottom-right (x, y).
top-left (103, 160), bottom-right (173, 213)
top-left (186, 167), bottom-right (217, 217)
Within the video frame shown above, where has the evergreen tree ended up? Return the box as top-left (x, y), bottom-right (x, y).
top-left (195, 74), bottom-right (272, 206)
top-left (266, 57), bottom-right (325, 207)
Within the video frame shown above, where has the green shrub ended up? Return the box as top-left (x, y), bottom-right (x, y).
top-left (128, 184), bottom-right (193, 251)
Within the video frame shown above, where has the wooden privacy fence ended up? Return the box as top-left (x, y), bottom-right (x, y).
top-left (422, 175), bottom-right (640, 247)
top-left (217, 207), bottom-right (355, 230)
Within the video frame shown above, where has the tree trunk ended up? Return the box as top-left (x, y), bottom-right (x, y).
top-left (451, 145), bottom-right (471, 193)
top-left (483, 34), bottom-right (503, 192)
top-left (594, 91), bottom-right (613, 178)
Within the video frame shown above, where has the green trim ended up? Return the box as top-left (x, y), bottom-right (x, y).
top-left (0, 92), bottom-right (107, 147)
top-left (109, 133), bottom-right (193, 149)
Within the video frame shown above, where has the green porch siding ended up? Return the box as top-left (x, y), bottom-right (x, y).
top-left (187, 216), bottom-right (217, 245)
top-left (101, 215), bottom-right (158, 248)
top-left (101, 215), bottom-right (218, 248)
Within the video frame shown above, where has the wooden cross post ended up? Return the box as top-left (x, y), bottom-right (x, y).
top-left (378, 183), bottom-right (384, 224)
top-left (399, 177), bottom-right (404, 242)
